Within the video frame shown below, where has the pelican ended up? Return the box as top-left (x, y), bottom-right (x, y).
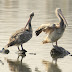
top-left (50, 45), bottom-right (72, 64)
top-left (4, 12), bottom-right (34, 51)
top-left (35, 8), bottom-right (67, 45)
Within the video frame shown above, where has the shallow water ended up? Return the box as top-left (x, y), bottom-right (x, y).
top-left (0, 0), bottom-right (72, 72)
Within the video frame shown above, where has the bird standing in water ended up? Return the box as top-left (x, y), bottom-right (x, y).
top-left (35, 8), bottom-right (67, 46)
top-left (5, 12), bottom-right (34, 51)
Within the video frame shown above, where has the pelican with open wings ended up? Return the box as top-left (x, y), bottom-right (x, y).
top-left (35, 8), bottom-right (67, 45)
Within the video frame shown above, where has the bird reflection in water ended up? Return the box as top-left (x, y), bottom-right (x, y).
top-left (42, 60), bottom-right (61, 72)
top-left (50, 45), bottom-right (72, 64)
top-left (6, 53), bottom-right (31, 72)
top-left (0, 60), bottom-right (4, 65)
top-left (17, 49), bottom-right (27, 63)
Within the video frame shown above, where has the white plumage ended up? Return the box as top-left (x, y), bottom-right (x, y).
top-left (35, 8), bottom-right (67, 45)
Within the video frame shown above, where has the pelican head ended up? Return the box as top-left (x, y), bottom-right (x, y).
top-left (55, 8), bottom-right (68, 26)
top-left (25, 12), bottom-right (34, 28)
top-left (30, 12), bottom-right (34, 18)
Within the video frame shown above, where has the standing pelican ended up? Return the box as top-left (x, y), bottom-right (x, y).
top-left (35, 8), bottom-right (67, 45)
top-left (5, 12), bottom-right (34, 51)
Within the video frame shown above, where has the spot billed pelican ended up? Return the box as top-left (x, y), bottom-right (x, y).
top-left (35, 8), bottom-right (67, 45)
top-left (4, 12), bottom-right (34, 51)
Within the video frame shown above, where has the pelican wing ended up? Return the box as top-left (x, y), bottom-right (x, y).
top-left (9, 28), bottom-right (28, 41)
top-left (7, 28), bottom-right (29, 47)
top-left (35, 24), bottom-right (56, 36)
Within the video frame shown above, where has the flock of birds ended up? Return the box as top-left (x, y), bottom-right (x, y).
top-left (2, 8), bottom-right (72, 64)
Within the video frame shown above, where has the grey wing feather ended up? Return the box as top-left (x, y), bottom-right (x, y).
top-left (9, 28), bottom-right (28, 42)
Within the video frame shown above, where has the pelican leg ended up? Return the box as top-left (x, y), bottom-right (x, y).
top-left (17, 55), bottom-right (19, 61)
top-left (18, 46), bottom-right (20, 51)
top-left (21, 44), bottom-right (23, 50)
top-left (56, 41), bottom-right (57, 46)
top-left (55, 59), bottom-right (57, 65)
top-left (21, 56), bottom-right (23, 63)
top-left (21, 44), bottom-right (27, 52)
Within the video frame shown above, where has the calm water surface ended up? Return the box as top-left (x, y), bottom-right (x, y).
top-left (0, 0), bottom-right (72, 72)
